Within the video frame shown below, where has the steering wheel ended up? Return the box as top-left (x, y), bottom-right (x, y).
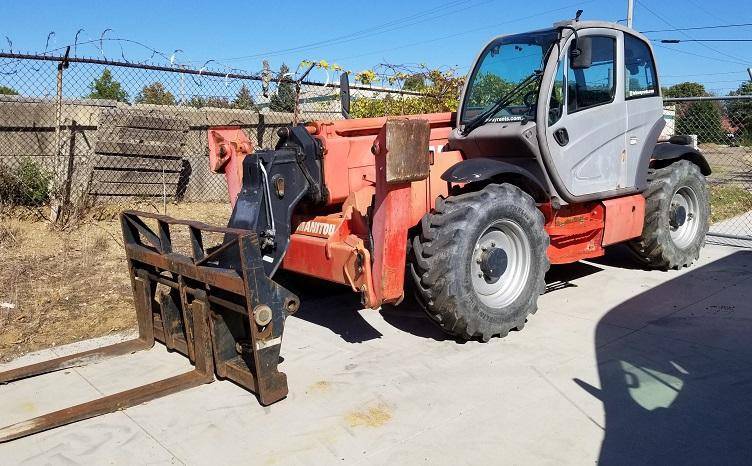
top-left (523, 90), bottom-right (538, 110)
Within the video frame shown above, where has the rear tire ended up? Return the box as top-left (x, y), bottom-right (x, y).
top-left (409, 184), bottom-right (550, 341)
top-left (628, 160), bottom-right (709, 270)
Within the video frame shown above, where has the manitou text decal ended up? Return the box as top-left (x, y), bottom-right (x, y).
top-left (296, 220), bottom-right (338, 238)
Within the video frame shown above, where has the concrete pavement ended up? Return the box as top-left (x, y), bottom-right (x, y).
top-left (1, 243), bottom-right (751, 465)
top-left (709, 211), bottom-right (752, 248)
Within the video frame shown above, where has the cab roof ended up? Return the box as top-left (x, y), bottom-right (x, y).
top-left (552, 19), bottom-right (652, 44)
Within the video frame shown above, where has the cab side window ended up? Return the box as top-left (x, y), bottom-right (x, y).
top-left (567, 36), bottom-right (616, 113)
top-left (624, 34), bottom-right (658, 99)
top-left (548, 59), bottom-right (565, 126)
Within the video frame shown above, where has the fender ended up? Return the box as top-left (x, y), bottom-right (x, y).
top-left (441, 158), bottom-right (549, 201)
top-left (652, 142), bottom-right (712, 176)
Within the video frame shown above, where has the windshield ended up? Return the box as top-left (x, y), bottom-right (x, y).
top-left (461, 29), bottom-right (559, 124)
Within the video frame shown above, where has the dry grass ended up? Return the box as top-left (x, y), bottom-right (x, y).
top-left (710, 184), bottom-right (752, 224)
top-left (0, 201), bottom-right (231, 362)
top-left (0, 224), bottom-right (21, 246)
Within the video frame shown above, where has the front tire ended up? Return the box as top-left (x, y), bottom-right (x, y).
top-left (409, 184), bottom-right (550, 341)
top-left (628, 160), bottom-right (710, 269)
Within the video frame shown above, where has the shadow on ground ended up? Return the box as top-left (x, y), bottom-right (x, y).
top-left (579, 250), bottom-right (752, 465)
top-left (588, 244), bottom-right (649, 270)
top-left (283, 255), bottom-right (607, 343)
top-left (277, 272), bottom-right (383, 343)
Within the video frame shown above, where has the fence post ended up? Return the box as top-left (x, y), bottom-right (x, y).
top-left (49, 47), bottom-right (71, 223)
top-left (293, 81), bottom-right (301, 126)
top-left (293, 63), bottom-right (316, 126)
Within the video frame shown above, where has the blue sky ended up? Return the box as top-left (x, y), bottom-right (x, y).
top-left (1, 0), bottom-right (750, 94)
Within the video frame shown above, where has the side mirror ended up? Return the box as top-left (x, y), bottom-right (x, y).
top-left (569, 36), bottom-right (592, 69)
top-left (340, 73), bottom-right (351, 119)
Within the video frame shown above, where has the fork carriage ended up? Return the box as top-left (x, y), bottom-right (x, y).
top-left (0, 211), bottom-right (298, 443)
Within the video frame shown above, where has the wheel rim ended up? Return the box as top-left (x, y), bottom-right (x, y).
top-left (471, 219), bottom-right (532, 308)
top-left (669, 185), bottom-right (701, 249)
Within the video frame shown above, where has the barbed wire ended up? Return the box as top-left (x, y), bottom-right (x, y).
top-left (0, 29), bottom-right (450, 96)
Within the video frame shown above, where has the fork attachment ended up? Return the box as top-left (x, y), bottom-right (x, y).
top-left (0, 211), bottom-right (299, 443)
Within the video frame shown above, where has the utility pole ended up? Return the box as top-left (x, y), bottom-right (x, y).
top-left (748, 68), bottom-right (752, 81)
top-left (627, 0), bottom-right (634, 28)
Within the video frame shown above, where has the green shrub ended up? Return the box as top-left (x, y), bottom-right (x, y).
top-left (0, 159), bottom-right (51, 206)
top-left (350, 67), bottom-right (463, 118)
top-left (351, 94), bottom-right (453, 118)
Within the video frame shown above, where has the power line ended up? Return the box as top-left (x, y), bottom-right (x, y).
top-left (636, 0), bottom-right (750, 65)
top-left (653, 43), bottom-right (748, 66)
top-left (662, 78), bottom-right (749, 84)
top-left (684, 0), bottom-right (733, 26)
top-left (661, 70), bottom-right (748, 77)
top-left (333, 0), bottom-right (596, 62)
top-left (214, 0), bottom-right (487, 62)
top-left (641, 22), bottom-right (752, 33)
top-left (214, 0), bottom-right (476, 61)
top-left (660, 39), bottom-right (752, 43)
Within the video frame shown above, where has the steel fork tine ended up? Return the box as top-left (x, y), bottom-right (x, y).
top-left (0, 275), bottom-right (156, 384)
top-left (0, 297), bottom-right (214, 444)
top-left (0, 339), bottom-right (150, 384)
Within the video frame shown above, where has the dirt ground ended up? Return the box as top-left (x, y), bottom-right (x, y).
top-left (702, 143), bottom-right (752, 182)
top-left (0, 202), bottom-right (231, 362)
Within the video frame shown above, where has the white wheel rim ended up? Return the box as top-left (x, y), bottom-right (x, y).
top-left (669, 186), bottom-right (701, 249)
top-left (471, 219), bottom-right (532, 308)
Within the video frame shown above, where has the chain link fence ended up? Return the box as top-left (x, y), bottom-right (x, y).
top-left (663, 96), bottom-right (752, 242)
top-left (0, 52), bottom-right (750, 239)
top-left (0, 52), bottom-right (421, 222)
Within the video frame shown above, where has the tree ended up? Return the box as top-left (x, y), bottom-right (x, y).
top-left (207, 97), bottom-right (231, 108)
top-left (664, 82), bottom-right (707, 99)
top-left (727, 81), bottom-right (752, 144)
top-left (88, 69), bottom-right (128, 102)
top-left (233, 84), bottom-right (257, 110)
top-left (0, 85), bottom-right (18, 95)
top-left (269, 64), bottom-right (296, 113)
top-left (665, 82), bottom-right (724, 143)
top-left (187, 96), bottom-right (207, 108)
top-left (135, 82), bottom-right (176, 105)
top-left (467, 73), bottom-right (516, 107)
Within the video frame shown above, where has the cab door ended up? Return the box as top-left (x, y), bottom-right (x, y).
top-left (545, 29), bottom-right (628, 197)
top-left (624, 33), bottom-right (664, 190)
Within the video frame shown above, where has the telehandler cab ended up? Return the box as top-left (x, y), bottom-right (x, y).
top-left (0, 19), bottom-right (710, 441)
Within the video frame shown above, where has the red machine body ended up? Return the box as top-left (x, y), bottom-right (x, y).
top-left (208, 127), bottom-right (254, 207)
top-left (209, 114), bottom-right (645, 308)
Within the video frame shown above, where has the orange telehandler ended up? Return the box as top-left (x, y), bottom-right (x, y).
top-left (0, 18), bottom-right (711, 441)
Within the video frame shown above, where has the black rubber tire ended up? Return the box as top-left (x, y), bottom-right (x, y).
top-left (628, 160), bottom-right (710, 270)
top-left (409, 183), bottom-right (550, 341)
